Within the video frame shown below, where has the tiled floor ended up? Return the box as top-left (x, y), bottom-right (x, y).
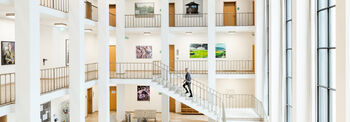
top-left (85, 111), bottom-right (208, 122)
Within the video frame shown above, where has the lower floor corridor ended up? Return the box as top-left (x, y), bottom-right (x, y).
top-left (85, 111), bottom-right (208, 122)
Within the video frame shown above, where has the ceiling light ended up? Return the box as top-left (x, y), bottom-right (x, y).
top-left (85, 29), bottom-right (93, 33)
top-left (5, 13), bottom-right (15, 19)
top-left (144, 32), bottom-right (151, 36)
top-left (227, 31), bottom-right (236, 34)
top-left (185, 32), bottom-right (192, 35)
top-left (54, 23), bottom-right (67, 28)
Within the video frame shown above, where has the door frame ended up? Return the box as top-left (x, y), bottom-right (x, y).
top-left (223, 2), bottom-right (237, 26)
top-left (87, 88), bottom-right (93, 114)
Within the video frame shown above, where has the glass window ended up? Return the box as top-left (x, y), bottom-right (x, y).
top-left (317, 0), bottom-right (336, 121)
top-left (285, 0), bottom-right (292, 121)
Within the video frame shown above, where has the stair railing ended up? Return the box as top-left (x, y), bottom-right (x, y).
top-left (152, 62), bottom-right (224, 121)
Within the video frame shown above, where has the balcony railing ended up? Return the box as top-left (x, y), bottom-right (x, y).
top-left (0, 73), bottom-right (15, 106)
top-left (40, 0), bottom-right (69, 13)
top-left (216, 60), bottom-right (254, 74)
top-left (86, 63), bottom-right (98, 82)
top-left (40, 66), bottom-right (69, 94)
top-left (85, 1), bottom-right (98, 22)
top-left (172, 60), bottom-right (254, 74)
top-left (170, 13), bottom-right (208, 27)
top-left (216, 12), bottom-right (255, 26)
top-left (125, 14), bottom-right (161, 28)
top-left (110, 62), bottom-right (158, 79)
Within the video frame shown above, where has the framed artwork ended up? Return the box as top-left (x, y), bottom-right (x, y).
top-left (190, 43), bottom-right (207, 58)
top-left (1, 41), bottom-right (15, 65)
top-left (65, 39), bottom-right (69, 66)
top-left (135, 2), bottom-right (154, 15)
top-left (183, 0), bottom-right (203, 14)
top-left (136, 46), bottom-right (152, 59)
top-left (40, 102), bottom-right (51, 122)
top-left (216, 43), bottom-right (226, 58)
top-left (137, 86), bottom-right (150, 101)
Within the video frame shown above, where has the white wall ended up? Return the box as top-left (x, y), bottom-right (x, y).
top-left (121, 84), bottom-right (163, 112)
top-left (170, 32), bottom-right (254, 60)
top-left (216, 78), bottom-right (255, 95)
top-left (125, 0), bottom-right (161, 15)
top-left (216, 0), bottom-right (254, 13)
top-left (50, 95), bottom-right (69, 122)
top-left (115, 32), bottom-right (253, 63)
top-left (0, 18), bottom-right (15, 74)
top-left (121, 32), bottom-right (162, 62)
top-left (85, 32), bottom-right (98, 64)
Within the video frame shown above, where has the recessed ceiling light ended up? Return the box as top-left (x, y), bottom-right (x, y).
top-left (85, 29), bottom-right (93, 32)
top-left (185, 32), bottom-right (192, 35)
top-left (144, 32), bottom-right (151, 36)
top-left (227, 31), bottom-right (236, 34)
top-left (54, 23), bottom-right (67, 28)
top-left (5, 13), bottom-right (15, 19)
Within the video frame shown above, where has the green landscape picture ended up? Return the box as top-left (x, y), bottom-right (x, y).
top-left (216, 43), bottom-right (226, 58)
top-left (135, 2), bottom-right (154, 15)
top-left (190, 43), bottom-right (208, 58)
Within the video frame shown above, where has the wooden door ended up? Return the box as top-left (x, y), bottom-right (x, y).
top-left (224, 2), bottom-right (237, 26)
top-left (85, 1), bottom-right (92, 20)
top-left (253, 1), bottom-right (255, 25)
top-left (169, 97), bottom-right (176, 112)
top-left (87, 88), bottom-right (93, 114)
top-left (252, 45), bottom-right (255, 72)
top-left (109, 5), bottom-right (116, 27)
top-left (169, 45), bottom-right (175, 71)
top-left (0, 115), bottom-right (7, 122)
top-left (110, 86), bottom-right (117, 111)
top-left (110, 45), bottom-right (116, 73)
top-left (169, 3), bottom-right (175, 27)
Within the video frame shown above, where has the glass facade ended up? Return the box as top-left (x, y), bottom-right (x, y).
top-left (317, 0), bottom-right (336, 121)
top-left (285, 0), bottom-right (292, 121)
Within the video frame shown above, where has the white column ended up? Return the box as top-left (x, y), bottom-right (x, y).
top-left (336, 0), bottom-right (350, 121)
top-left (292, 0), bottom-right (312, 121)
top-left (208, 1), bottom-right (216, 121)
top-left (161, 0), bottom-right (170, 121)
top-left (15, 0), bottom-right (41, 121)
top-left (269, 0), bottom-right (282, 121)
top-left (116, 0), bottom-right (126, 63)
top-left (117, 84), bottom-right (125, 122)
top-left (116, 0), bottom-right (126, 121)
top-left (68, 0), bottom-right (86, 121)
top-left (255, 0), bottom-right (266, 102)
top-left (98, 0), bottom-right (110, 122)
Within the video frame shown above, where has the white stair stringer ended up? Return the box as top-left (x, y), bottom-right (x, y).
top-left (149, 79), bottom-right (219, 121)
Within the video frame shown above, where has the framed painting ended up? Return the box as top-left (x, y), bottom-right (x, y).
top-left (137, 86), bottom-right (150, 101)
top-left (1, 41), bottom-right (15, 65)
top-left (135, 2), bottom-right (154, 15)
top-left (136, 46), bottom-right (152, 59)
top-left (216, 43), bottom-right (226, 58)
top-left (190, 43), bottom-right (207, 58)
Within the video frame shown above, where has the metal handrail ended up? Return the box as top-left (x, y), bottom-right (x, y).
top-left (85, 63), bottom-right (98, 82)
top-left (152, 62), bottom-right (224, 120)
top-left (0, 73), bottom-right (15, 106)
top-left (170, 13), bottom-right (208, 27)
top-left (216, 12), bottom-right (255, 26)
top-left (40, 0), bottom-right (69, 13)
top-left (125, 14), bottom-right (161, 28)
top-left (172, 60), bottom-right (254, 74)
top-left (110, 62), bottom-right (155, 79)
top-left (40, 66), bottom-right (69, 94)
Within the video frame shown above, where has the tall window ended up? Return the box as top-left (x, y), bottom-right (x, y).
top-left (285, 0), bottom-right (292, 121)
top-left (317, 0), bottom-right (335, 121)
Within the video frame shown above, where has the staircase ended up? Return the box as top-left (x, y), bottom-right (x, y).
top-left (149, 62), bottom-right (268, 122)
